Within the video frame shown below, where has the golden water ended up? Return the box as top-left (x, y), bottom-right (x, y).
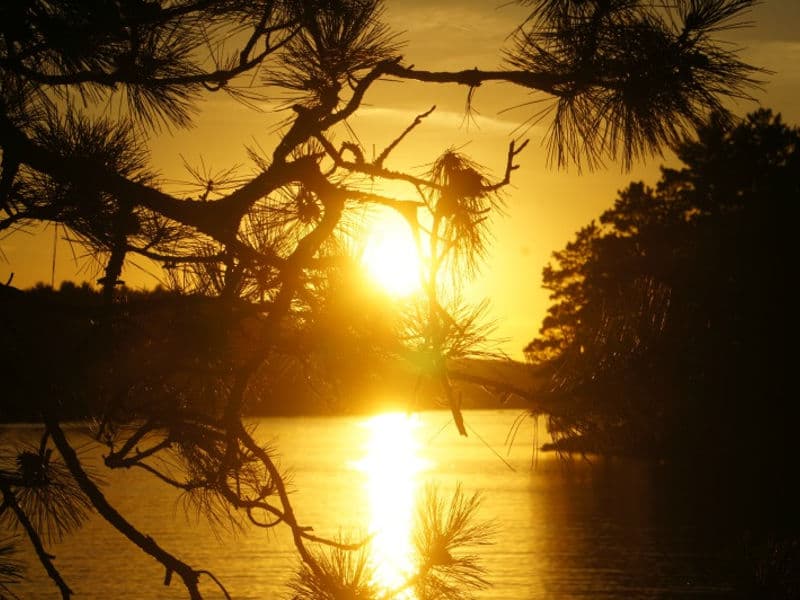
top-left (1, 410), bottom-right (739, 599)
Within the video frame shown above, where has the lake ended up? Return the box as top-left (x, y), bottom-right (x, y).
top-left (2, 410), bottom-right (750, 598)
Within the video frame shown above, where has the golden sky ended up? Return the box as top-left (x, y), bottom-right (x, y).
top-left (2, 1), bottom-right (799, 359)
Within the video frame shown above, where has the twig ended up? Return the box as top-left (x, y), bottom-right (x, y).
top-left (0, 485), bottom-right (72, 599)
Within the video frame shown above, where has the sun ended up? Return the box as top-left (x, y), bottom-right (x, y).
top-left (361, 211), bottom-right (423, 297)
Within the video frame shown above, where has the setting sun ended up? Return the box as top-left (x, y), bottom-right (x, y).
top-left (362, 211), bottom-right (423, 297)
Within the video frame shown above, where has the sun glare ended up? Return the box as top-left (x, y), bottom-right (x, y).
top-left (361, 212), bottom-right (422, 297)
top-left (354, 412), bottom-right (430, 594)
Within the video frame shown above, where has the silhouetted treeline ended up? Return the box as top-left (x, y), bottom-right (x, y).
top-left (0, 278), bottom-right (532, 423)
top-left (527, 110), bottom-right (799, 478)
top-left (1, 281), bottom-right (242, 422)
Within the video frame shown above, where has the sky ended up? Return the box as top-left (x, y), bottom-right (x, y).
top-left (2, 1), bottom-right (799, 360)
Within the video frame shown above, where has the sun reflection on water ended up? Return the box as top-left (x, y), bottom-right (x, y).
top-left (354, 412), bottom-right (431, 595)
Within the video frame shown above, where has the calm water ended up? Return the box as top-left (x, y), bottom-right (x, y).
top-left (2, 410), bottom-right (747, 599)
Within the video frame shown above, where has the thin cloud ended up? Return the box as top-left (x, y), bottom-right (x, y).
top-left (747, 41), bottom-right (800, 79)
top-left (384, 2), bottom-right (529, 69)
top-left (352, 105), bottom-right (533, 135)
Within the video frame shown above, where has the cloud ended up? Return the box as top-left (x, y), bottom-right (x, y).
top-left (383, 1), bottom-right (528, 69)
top-left (746, 41), bottom-right (800, 79)
top-left (352, 105), bottom-right (532, 136)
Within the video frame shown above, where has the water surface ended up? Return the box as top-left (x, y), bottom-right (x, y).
top-left (2, 410), bottom-right (745, 598)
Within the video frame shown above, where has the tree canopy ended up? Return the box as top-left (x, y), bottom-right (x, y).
top-left (0, 0), bottom-right (763, 597)
top-left (526, 109), bottom-right (799, 474)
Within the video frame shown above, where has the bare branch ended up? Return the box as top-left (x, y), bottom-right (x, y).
top-left (46, 420), bottom-right (205, 600)
top-left (375, 105), bottom-right (436, 166)
top-left (0, 485), bottom-right (72, 599)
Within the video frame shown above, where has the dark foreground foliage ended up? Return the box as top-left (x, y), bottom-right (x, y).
top-left (0, 0), bottom-right (763, 597)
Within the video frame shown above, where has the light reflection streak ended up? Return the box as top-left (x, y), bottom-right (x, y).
top-left (353, 412), bottom-right (431, 596)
